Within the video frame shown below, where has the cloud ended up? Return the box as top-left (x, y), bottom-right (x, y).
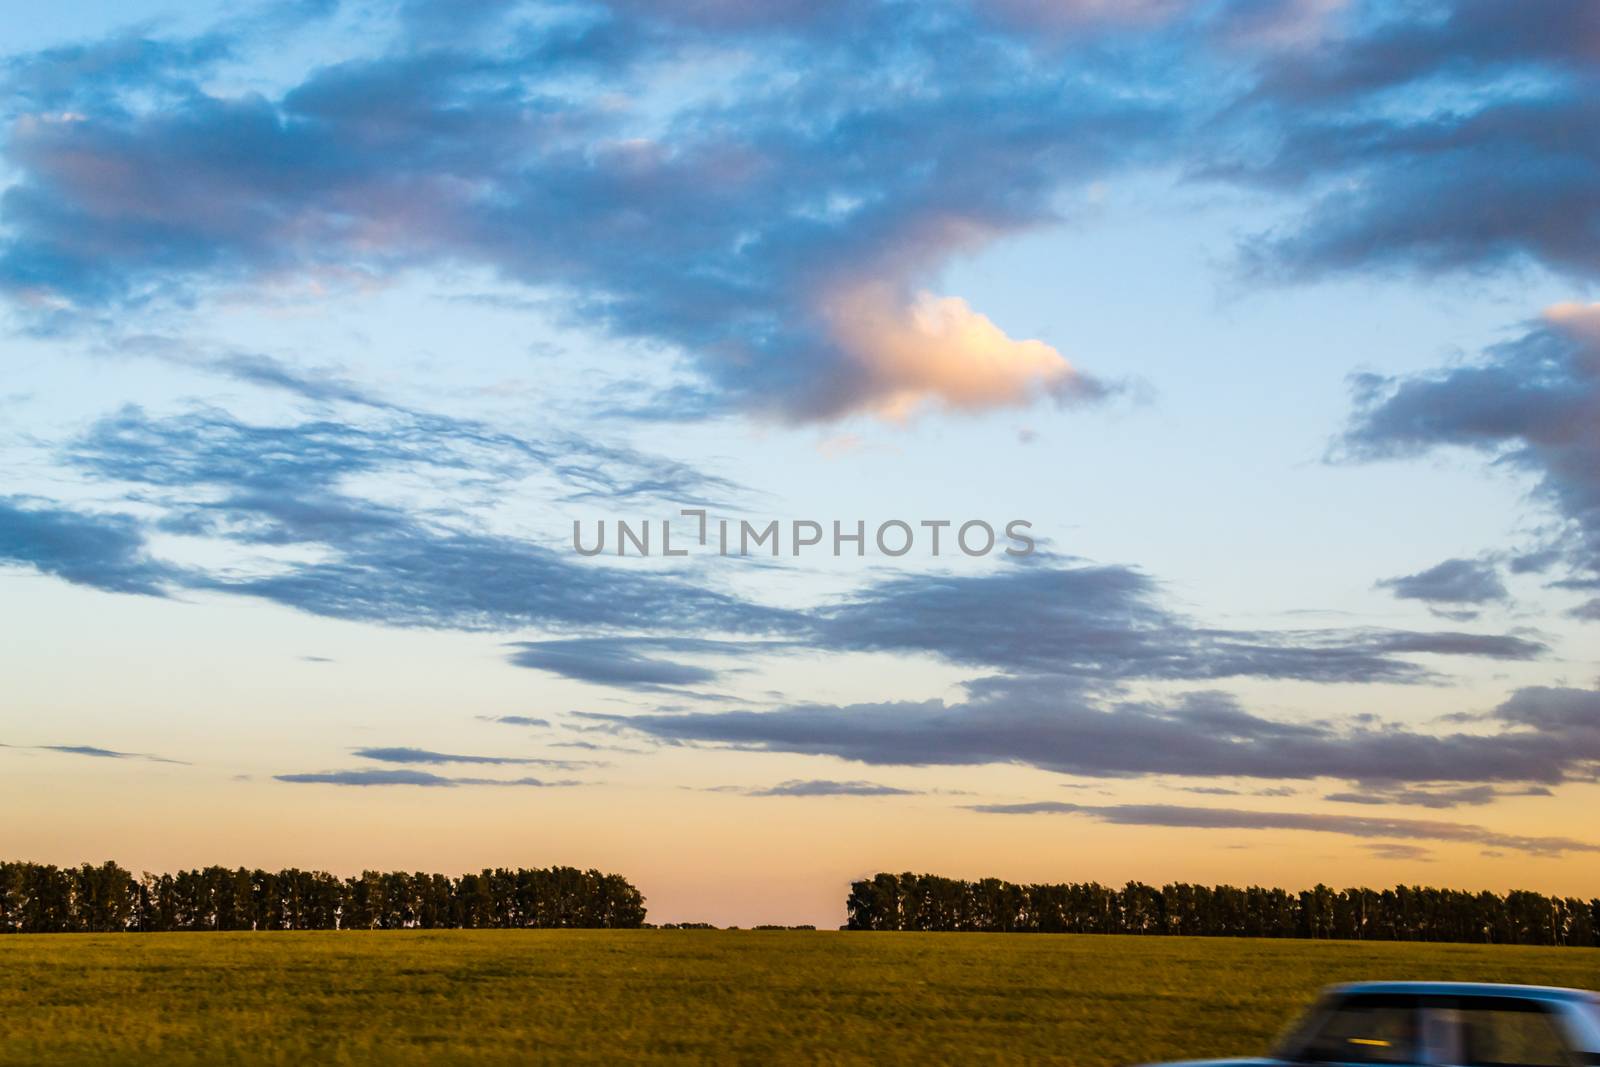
top-left (745, 778), bottom-right (917, 797)
top-left (9, 2), bottom-right (1595, 413)
top-left (1176, 785), bottom-right (1300, 798)
top-left (205, 351), bottom-right (387, 408)
top-left (351, 746), bottom-right (595, 769)
top-left (1340, 304), bottom-right (1600, 620)
top-left (1377, 558), bottom-right (1508, 618)
top-left (816, 283), bottom-right (1109, 421)
top-left (46, 404), bottom-right (791, 636)
top-left (1364, 842), bottom-right (1434, 862)
top-left (0, 1), bottom-right (1175, 422)
top-left (3, 742), bottom-right (187, 764)
top-left (1225, 3), bottom-right (1600, 283)
top-left (1496, 686), bottom-right (1600, 737)
top-left (222, 528), bottom-right (784, 635)
top-left (272, 768), bottom-right (580, 787)
top-left (588, 679), bottom-right (1600, 790)
top-left (19, 424), bottom-right (1536, 690)
top-left (815, 554), bottom-right (1544, 683)
top-left (504, 637), bottom-right (756, 690)
top-left (1, 29), bottom-right (234, 112)
top-left (550, 740), bottom-right (653, 755)
top-left (67, 402), bottom-right (737, 515)
top-left (1323, 785), bottom-right (1514, 809)
top-left (0, 495), bottom-right (183, 595)
top-left (481, 715), bottom-right (552, 728)
top-left (966, 800), bottom-right (1599, 856)
top-left (982, 0), bottom-right (1189, 32)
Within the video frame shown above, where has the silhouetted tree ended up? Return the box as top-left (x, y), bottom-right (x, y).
top-left (0, 861), bottom-right (646, 932)
top-left (845, 872), bottom-right (1600, 947)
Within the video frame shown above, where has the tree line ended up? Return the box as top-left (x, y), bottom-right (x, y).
top-left (846, 873), bottom-right (1600, 946)
top-left (0, 861), bottom-right (645, 932)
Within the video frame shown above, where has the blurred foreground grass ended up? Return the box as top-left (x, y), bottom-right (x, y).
top-left (2, 930), bottom-right (1596, 1065)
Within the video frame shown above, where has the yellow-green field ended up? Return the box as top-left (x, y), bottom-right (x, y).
top-left (2, 931), bottom-right (1597, 1066)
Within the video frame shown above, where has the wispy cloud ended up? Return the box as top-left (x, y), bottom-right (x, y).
top-left (588, 680), bottom-right (1600, 792)
top-left (1323, 785), bottom-right (1552, 810)
top-left (351, 746), bottom-right (598, 769)
top-left (814, 554), bottom-right (1545, 683)
top-left (505, 638), bottom-right (739, 690)
top-left (1377, 557), bottom-right (1509, 620)
top-left (2, 742), bottom-right (187, 765)
top-left (744, 779), bottom-right (918, 797)
top-left (1340, 304), bottom-right (1600, 622)
top-left (0, 495), bottom-right (187, 596)
top-left (273, 769), bottom-right (582, 787)
top-left (967, 801), bottom-right (1599, 856)
top-left (1364, 843), bottom-right (1434, 862)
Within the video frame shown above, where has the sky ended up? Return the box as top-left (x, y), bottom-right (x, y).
top-left (2, 0), bottom-right (1598, 928)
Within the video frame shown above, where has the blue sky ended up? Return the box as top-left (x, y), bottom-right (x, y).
top-left (2, 0), bottom-right (1598, 925)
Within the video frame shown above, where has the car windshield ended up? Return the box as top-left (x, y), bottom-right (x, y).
top-left (1452, 1000), bottom-right (1575, 1067)
top-left (1276, 995), bottom-right (1420, 1065)
top-left (1573, 999), bottom-right (1600, 1060)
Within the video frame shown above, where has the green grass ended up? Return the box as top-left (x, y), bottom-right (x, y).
top-left (2, 931), bottom-right (1597, 1065)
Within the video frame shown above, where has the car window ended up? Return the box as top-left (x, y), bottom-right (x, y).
top-left (1282, 996), bottom-right (1421, 1064)
top-left (1457, 1002), bottom-right (1575, 1067)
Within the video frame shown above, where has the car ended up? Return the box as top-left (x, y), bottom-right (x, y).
top-left (1144, 981), bottom-right (1600, 1066)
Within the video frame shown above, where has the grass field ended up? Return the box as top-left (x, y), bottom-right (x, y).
top-left (2, 931), bottom-right (1597, 1066)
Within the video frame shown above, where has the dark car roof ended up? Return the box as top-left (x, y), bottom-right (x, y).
top-left (1331, 982), bottom-right (1597, 1002)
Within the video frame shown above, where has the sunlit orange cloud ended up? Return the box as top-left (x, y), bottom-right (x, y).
top-left (1544, 300), bottom-right (1600, 348)
top-left (819, 282), bottom-right (1100, 422)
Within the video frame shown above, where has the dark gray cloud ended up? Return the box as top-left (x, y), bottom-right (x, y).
top-left (1175, 785), bottom-right (1299, 798)
top-left (587, 679), bottom-right (1600, 790)
top-left (1235, 97), bottom-right (1600, 283)
top-left (1496, 686), bottom-right (1600, 737)
top-left (68, 403), bottom-right (736, 516)
top-left (206, 351), bottom-right (387, 408)
top-left (1, 29), bottom-right (233, 112)
top-left (1224, 1), bottom-right (1600, 283)
top-left (1340, 311), bottom-right (1600, 621)
top-left (221, 528), bottom-right (784, 635)
top-left (2, 741), bottom-right (187, 764)
top-left (38, 404), bottom-right (792, 636)
top-left (481, 715), bottom-right (552, 728)
top-left (0, 1), bottom-right (1173, 419)
top-left (504, 637), bottom-right (759, 690)
top-left (746, 778), bottom-right (916, 797)
top-left (14, 418), bottom-right (1532, 688)
top-left (966, 800), bottom-right (1599, 856)
top-left (815, 555), bottom-right (1544, 683)
top-left (0, 495), bottom-right (184, 595)
top-left (1364, 843), bottom-right (1434, 862)
top-left (7, 1), bottom-right (1595, 369)
top-left (273, 768), bottom-right (580, 787)
top-left (509, 553), bottom-right (1542, 690)
top-left (550, 740), bottom-right (653, 755)
top-left (1377, 557), bottom-right (1508, 619)
top-left (1320, 785), bottom-right (1556, 810)
top-left (1249, 1), bottom-right (1600, 104)
top-left (351, 746), bottom-right (594, 769)
top-left (8, 2), bottom-right (1595, 410)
